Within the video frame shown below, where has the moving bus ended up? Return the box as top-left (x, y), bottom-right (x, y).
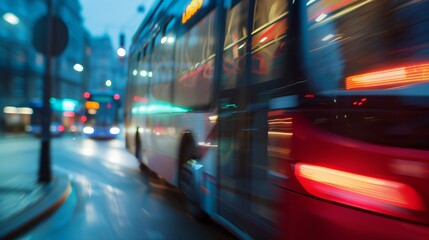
top-left (125, 0), bottom-right (429, 239)
top-left (83, 92), bottom-right (121, 139)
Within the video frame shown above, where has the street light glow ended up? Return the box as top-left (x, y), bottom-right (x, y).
top-left (161, 36), bottom-right (167, 44)
top-left (73, 63), bottom-right (84, 72)
top-left (3, 13), bottom-right (20, 25)
top-left (117, 47), bottom-right (126, 57)
top-left (106, 80), bottom-right (112, 87)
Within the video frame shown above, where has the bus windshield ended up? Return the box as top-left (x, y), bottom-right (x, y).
top-left (85, 94), bottom-right (119, 127)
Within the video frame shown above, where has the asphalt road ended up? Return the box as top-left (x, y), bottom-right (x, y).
top-left (0, 134), bottom-right (235, 240)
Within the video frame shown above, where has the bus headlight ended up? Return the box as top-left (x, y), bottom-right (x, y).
top-left (83, 127), bottom-right (94, 134)
top-left (110, 127), bottom-right (120, 134)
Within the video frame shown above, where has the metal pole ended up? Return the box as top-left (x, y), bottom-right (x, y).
top-left (39, 0), bottom-right (53, 183)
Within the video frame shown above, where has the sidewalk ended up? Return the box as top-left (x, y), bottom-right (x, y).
top-left (0, 173), bottom-right (71, 239)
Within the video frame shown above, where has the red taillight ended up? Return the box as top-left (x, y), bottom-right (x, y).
top-left (295, 163), bottom-right (424, 216)
top-left (58, 125), bottom-right (65, 132)
top-left (346, 62), bottom-right (429, 90)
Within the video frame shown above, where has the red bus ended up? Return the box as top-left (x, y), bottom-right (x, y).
top-left (125, 0), bottom-right (429, 239)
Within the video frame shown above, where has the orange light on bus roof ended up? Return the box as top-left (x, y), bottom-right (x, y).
top-left (295, 163), bottom-right (424, 213)
top-left (346, 62), bottom-right (429, 90)
top-left (85, 101), bottom-right (100, 110)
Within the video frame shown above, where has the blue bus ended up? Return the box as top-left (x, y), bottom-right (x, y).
top-left (82, 92), bottom-right (121, 139)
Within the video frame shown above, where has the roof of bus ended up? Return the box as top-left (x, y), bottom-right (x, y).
top-left (130, 0), bottom-right (215, 54)
top-left (131, 0), bottom-right (165, 48)
top-left (87, 91), bottom-right (118, 96)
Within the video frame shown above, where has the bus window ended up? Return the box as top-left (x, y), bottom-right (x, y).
top-left (150, 26), bottom-right (175, 105)
top-left (253, 0), bottom-right (287, 31)
top-left (174, 10), bottom-right (216, 108)
top-left (302, 0), bottom-right (429, 148)
top-left (222, 0), bottom-right (249, 90)
top-left (136, 47), bottom-right (150, 107)
top-left (251, 0), bottom-right (288, 84)
top-left (126, 54), bottom-right (138, 113)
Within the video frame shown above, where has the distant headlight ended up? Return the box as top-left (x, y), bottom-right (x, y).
top-left (110, 127), bottom-right (120, 134)
top-left (83, 127), bottom-right (94, 134)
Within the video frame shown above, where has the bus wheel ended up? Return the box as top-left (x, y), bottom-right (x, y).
top-left (180, 158), bottom-right (207, 221)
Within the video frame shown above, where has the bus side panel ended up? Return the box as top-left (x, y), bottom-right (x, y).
top-left (143, 112), bottom-right (213, 186)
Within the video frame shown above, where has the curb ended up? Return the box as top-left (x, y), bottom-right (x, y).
top-left (0, 176), bottom-right (72, 239)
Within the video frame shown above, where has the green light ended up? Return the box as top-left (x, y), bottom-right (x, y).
top-left (49, 98), bottom-right (78, 111)
top-left (62, 98), bottom-right (78, 111)
top-left (222, 104), bottom-right (237, 109)
top-left (135, 104), bottom-right (189, 114)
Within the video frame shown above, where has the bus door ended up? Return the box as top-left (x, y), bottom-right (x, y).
top-left (217, 0), bottom-right (255, 236)
top-left (217, 82), bottom-right (252, 235)
top-left (217, 0), bottom-right (289, 238)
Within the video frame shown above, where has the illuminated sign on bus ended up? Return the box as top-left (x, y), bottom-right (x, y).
top-left (182, 0), bottom-right (203, 24)
top-left (85, 101), bottom-right (100, 110)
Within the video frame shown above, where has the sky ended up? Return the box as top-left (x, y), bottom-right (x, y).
top-left (80, 0), bottom-right (155, 51)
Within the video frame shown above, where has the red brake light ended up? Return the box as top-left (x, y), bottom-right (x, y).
top-left (346, 62), bottom-right (429, 90)
top-left (295, 163), bottom-right (424, 216)
top-left (114, 94), bottom-right (120, 100)
top-left (84, 92), bottom-right (91, 99)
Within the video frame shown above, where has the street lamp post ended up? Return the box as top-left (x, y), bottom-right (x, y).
top-left (39, 0), bottom-right (54, 183)
top-left (33, 0), bottom-right (68, 183)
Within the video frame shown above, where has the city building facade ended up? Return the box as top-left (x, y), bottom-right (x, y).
top-left (0, 0), bottom-right (90, 133)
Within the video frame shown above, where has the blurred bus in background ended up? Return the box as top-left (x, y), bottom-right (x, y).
top-left (82, 91), bottom-right (121, 139)
top-left (125, 0), bottom-right (429, 239)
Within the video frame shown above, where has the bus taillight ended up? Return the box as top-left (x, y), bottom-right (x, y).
top-left (295, 163), bottom-right (424, 217)
top-left (346, 62), bottom-right (429, 90)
